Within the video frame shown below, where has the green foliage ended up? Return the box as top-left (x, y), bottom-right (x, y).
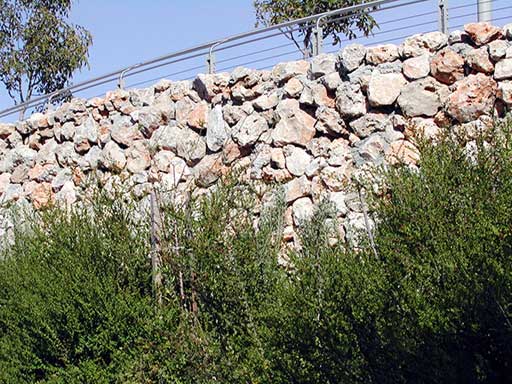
top-left (0, 0), bottom-right (92, 108)
top-left (253, 0), bottom-right (377, 55)
top-left (2, 122), bottom-right (512, 382)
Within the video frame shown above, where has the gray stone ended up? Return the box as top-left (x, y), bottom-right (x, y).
top-left (335, 82), bottom-right (367, 119)
top-left (126, 141), bottom-right (151, 174)
top-left (398, 78), bottom-right (442, 117)
top-left (495, 58), bottom-right (512, 80)
top-left (349, 113), bottom-right (391, 138)
top-left (83, 146), bottom-right (102, 170)
top-left (51, 168), bottom-right (73, 192)
top-left (488, 40), bottom-right (509, 61)
top-left (347, 65), bottom-right (373, 91)
top-left (206, 105), bottom-right (228, 152)
top-left (310, 53), bottom-right (337, 78)
top-left (56, 142), bottom-right (80, 167)
top-left (232, 113), bottom-right (268, 147)
top-left (339, 44), bottom-right (366, 73)
top-left (111, 116), bottom-right (142, 147)
top-left (223, 104), bottom-right (248, 126)
top-left (253, 92), bottom-right (280, 110)
top-left (175, 128), bottom-right (207, 165)
top-left (150, 124), bottom-right (180, 152)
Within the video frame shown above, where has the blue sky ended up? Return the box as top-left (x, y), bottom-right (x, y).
top-left (1, 0), bottom-right (511, 120)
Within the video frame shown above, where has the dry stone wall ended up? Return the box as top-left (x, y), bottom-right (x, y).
top-left (1, 22), bottom-right (512, 246)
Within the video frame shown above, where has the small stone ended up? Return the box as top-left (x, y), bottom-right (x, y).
top-left (321, 72), bottom-right (342, 91)
top-left (111, 119), bottom-right (143, 147)
top-left (175, 128), bottom-right (207, 165)
top-left (466, 47), bottom-right (494, 74)
top-left (186, 101), bottom-right (209, 129)
top-left (222, 140), bottom-right (243, 165)
top-left (270, 147), bottom-right (286, 169)
top-left (403, 54), bottom-right (431, 80)
top-left (315, 107), bottom-right (347, 135)
top-left (206, 105), bottom-right (228, 152)
top-left (495, 58), bottom-right (512, 80)
top-left (232, 113), bottom-right (268, 147)
top-left (399, 32), bottom-right (448, 58)
top-left (0, 173), bottom-right (11, 194)
top-left (55, 180), bottom-right (77, 205)
top-left (310, 54), bottom-right (337, 78)
top-left (366, 44), bottom-right (399, 65)
top-left (385, 140), bottom-right (420, 165)
top-left (284, 145), bottom-right (312, 177)
top-left (398, 78), bottom-right (442, 117)
top-left (321, 164), bottom-right (353, 191)
top-left (503, 24), bottom-right (512, 39)
top-left (272, 60), bottom-right (309, 83)
top-left (498, 81), bottom-right (512, 107)
top-left (253, 92), bottom-right (279, 110)
top-left (349, 113), bottom-right (391, 138)
top-left (126, 141), bottom-right (151, 174)
top-left (100, 141), bottom-right (127, 172)
top-left (447, 73), bottom-right (497, 123)
top-left (0, 123), bottom-right (15, 139)
top-left (305, 157), bottom-right (327, 178)
top-left (339, 44), bottom-right (366, 72)
top-left (284, 77), bottom-right (304, 97)
top-left (464, 22), bottom-right (502, 46)
top-left (223, 104), bottom-right (248, 126)
top-left (431, 49), bottom-right (465, 84)
top-left (329, 191), bottom-right (349, 216)
top-left (284, 175), bottom-right (311, 203)
top-left (31, 182), bottom-right (54, 209)
top-left (51, 168), bottom-right (73, 192)
top-left (488, 40), bottom-right (509, 61)
top-left (292, 197), bottom-right (314, 226)
top-left (150, 124), bottom-right (179, 152)
top-left (272, 99), bottom-right (315, 147)
top-left (193, 154), bottom-right (224, 188)
top-left (335, 82), bottom-right (367, 118)
top-left (367, 73), bottom-right (407, 107)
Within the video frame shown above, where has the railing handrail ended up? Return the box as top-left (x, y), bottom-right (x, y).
top-left (0, 0), bottom-right (422, 119)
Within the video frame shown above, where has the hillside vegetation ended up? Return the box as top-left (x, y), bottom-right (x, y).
top-left (1, 122), bottom-right (512, 383)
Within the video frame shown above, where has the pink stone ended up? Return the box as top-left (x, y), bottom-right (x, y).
top-left (431, 49), bottom-right (464, 85)
top-left (447, 73), bottom-right (497, 123)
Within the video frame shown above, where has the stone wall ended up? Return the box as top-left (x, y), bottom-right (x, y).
top-left (0, 22), bottom-right (511, 245)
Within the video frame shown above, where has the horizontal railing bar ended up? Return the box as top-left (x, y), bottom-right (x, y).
top-left (0, 0), bottom-right (404, 118)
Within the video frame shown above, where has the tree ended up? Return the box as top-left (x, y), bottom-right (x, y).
top-left (254, 0), bottom-right (378, 58)
top-left (0, 0), bottom-right (92, 117)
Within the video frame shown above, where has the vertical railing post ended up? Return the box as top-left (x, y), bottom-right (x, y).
top-left (313, 16), bottom-right (325, 57)
top-left (206, 51), bottom-right (216, 74)
top-left (438, 0), bottom-right (449, 34)
top-left (312, 25), bottom-right (323, 56)
top-left (477, 0), bottom-right (492, 23)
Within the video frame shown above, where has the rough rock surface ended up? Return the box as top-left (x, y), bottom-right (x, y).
top-left (0, 22), bottom-right (510, 248)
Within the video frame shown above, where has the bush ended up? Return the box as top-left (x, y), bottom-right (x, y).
top-left (1, 121), bottom-right (512, 383)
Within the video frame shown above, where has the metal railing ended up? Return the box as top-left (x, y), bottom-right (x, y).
top-left (0, 0), bottom-right (511, 121)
